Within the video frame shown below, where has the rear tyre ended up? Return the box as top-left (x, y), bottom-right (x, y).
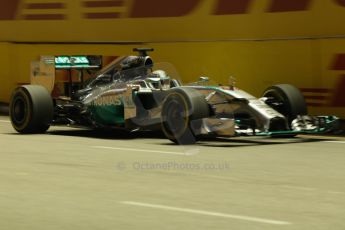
top-left (10, 85), bottom-right (53, 133)
top-left (161, 87), bottom-right (210, 145)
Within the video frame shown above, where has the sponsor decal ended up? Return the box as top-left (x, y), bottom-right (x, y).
top-left (83, 0), bottom-right (123, 19)
top-left (91, 93), bottom-right (134, 107)
top-left (0, 0), bottom-right (20, 20)
top-left (330, 54), bottom-right (345, 107)
top-left (83, 0), bottom-right (123, 7)
top-left (92, 95), bottom-right (122, 107)
top-left (214, 0), bottom-right (252, 15)
top-left (301, 53), bottom-right (345, 108)
top-left (335, 0), bottom-right (345, 7)
top-left (300, 88), bottom-right (332, 107)
top-left (22, 1), bottom-right (66, 20)
top-left (2, 0), bottom-right (345, 20)
top-left (130, 0), bottom-right (200, 18)
top-left (267, 0), bottom-right (312, 12)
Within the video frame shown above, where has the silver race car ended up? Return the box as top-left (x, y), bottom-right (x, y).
top-left (9, 48), bottom-right (338, 144)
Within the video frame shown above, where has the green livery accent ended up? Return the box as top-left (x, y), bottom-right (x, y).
top-left (55, 56), bottom-right (89, 66)
top-left (256, 116), bottom-right (339, 136)
top-left (256, 130), bottom-right (313, 136)
top-left (87, 92), bottom-right (137, 126)
top-left (88, 104), bottom-right (125, 126)
top-left (55, 56), bottom-right (101, 69)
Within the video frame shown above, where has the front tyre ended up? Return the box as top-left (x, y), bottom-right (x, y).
top-left (263, 84), bottom-right (307, 138)
top-left (10, 85), bottom-right (53, 133)
top-left (161, 87), bottom-right (210, 145)
top-left (263, 84), bottom-right (307, 123)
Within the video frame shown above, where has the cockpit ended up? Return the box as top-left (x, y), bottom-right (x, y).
top-left (74, 48), bottom-right (181, 101)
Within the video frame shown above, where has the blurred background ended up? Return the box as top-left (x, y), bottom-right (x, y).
top-left (0, 0), bottom-right (345, 119)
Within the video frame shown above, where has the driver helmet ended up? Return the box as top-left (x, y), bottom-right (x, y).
top-left (147, 70), bottom-right (170, 90)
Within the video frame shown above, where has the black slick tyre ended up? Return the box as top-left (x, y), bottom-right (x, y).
top-left (263, 84), bottom-right (307, 123)
top-left (161, 87), bottom-right (210, 145)
top-left (263, 84), bottom-right (308, 138)
top-left (10, 85), bottom-right (53, 133)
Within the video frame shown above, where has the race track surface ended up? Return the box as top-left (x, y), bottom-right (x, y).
top-left (0, 116), bottom-right (344, 230)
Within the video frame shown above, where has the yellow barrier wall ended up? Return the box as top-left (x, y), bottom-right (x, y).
top-left (1, 0), bottom-right (345, 42)
top-left (0, 43), bottom-right (10, 101)
top-left (0, 0), bottom-right (345, 117)
top-left (1, 40), bottom-right (344, 117)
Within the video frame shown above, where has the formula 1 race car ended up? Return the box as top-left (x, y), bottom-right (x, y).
top-left (9, 48), bottom-right (338, 144)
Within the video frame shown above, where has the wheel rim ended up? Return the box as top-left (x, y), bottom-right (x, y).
top-left (264, 90), bottom-right (289, 117)
top-left (162, 94), bottom-right (189, 139)
top-left (11, 96), bottom-right (27, 124)
top-left (166, 100), bottom-right (186, 133)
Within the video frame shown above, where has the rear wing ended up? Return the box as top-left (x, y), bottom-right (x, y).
top-left (31, 55), bottom-right (102, 97)
top-left (55, 56), bottom-right (102, 69)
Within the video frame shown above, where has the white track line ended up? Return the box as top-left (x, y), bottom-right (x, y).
top-left (0, 120), bottom-right (10, 123)
top-left (327, 190), bottom-right (345, 194)
top-left (93, 146), bottom-right (186, 156)
top-left (281, 185), bottom-right (316, 191)
top-left (281, 185), bottom-right (344, 194)
top-left (173, 173), bottom-right (345, 195)
top-left (324, 141), bottom-right (345, 144)
top-left (120, 201), bottom-right (291, 225)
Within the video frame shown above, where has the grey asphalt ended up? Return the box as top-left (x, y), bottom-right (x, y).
top-left (0, 115), bottom-right (344, 230)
